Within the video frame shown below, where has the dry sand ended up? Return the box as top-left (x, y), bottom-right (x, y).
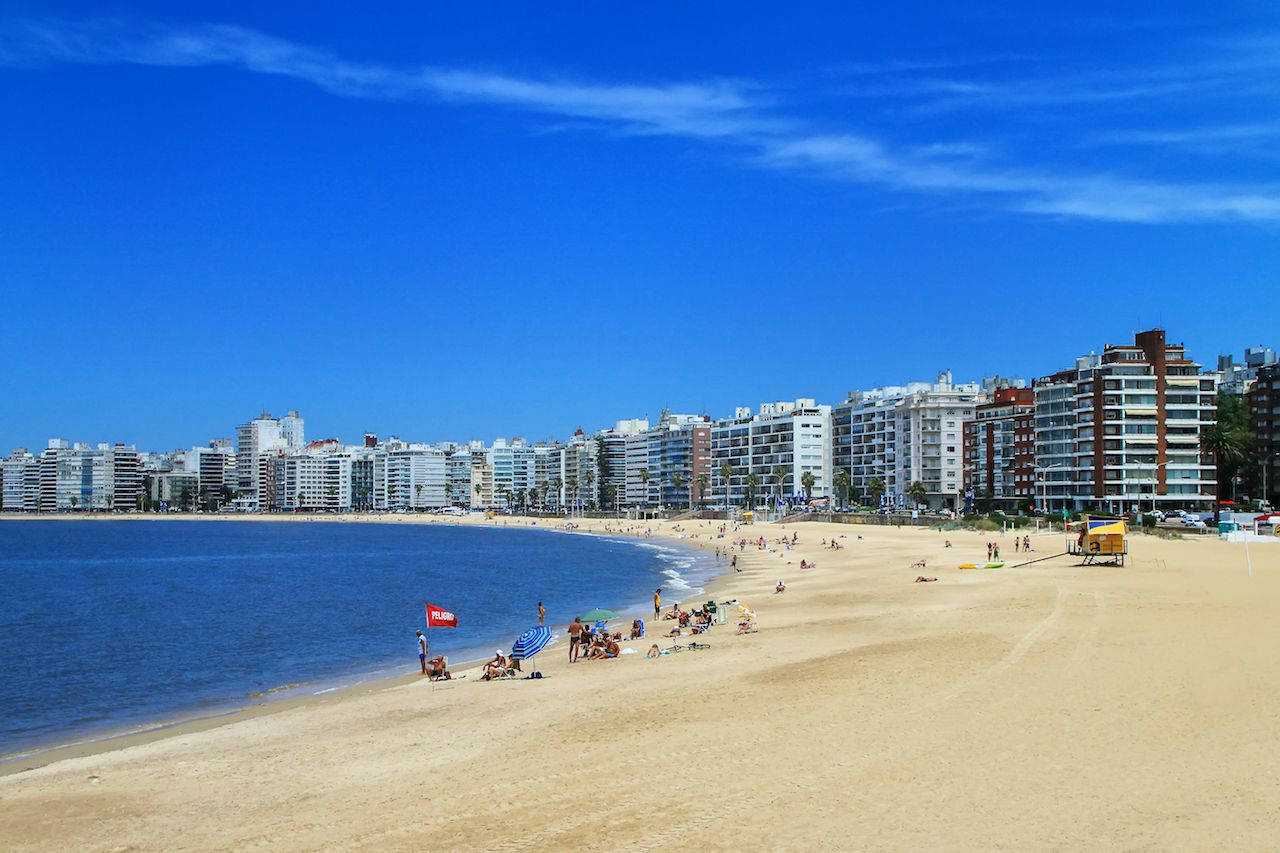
top-left (2, 514), bottom-right (1279, 851)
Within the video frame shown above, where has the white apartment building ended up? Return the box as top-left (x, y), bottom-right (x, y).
top-left (710, 400), bottom-right (832, 508)
top-left (597, 418), bottom-right (648, 510)
top-left (37, 440), bottom-right (143, 511)
top-left (834, 372), bottom-right (981, 510)
top-left (624, 430), bottom-right (655, 508)
top-left (374, 440), bottom-right (448, 510)
top-left (2, 448), bottom-right (40, 511)
top-left (533, 443), bottom-right (563, 510)
top-left (271, 443), bottom-right (354, 511)
top-left (235, 413), bottom-right (288, 509)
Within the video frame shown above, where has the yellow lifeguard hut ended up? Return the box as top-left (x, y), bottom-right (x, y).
top-left (1068, 516), bottom-right (1128, 566)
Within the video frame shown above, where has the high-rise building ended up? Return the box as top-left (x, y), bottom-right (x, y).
top-left (711, 400), bottom-right (831, 509)
top-left (1218, 347), bottom-right (1277, 396)
top-left (647, 412), bottom-right (711, 509)
top-left (235, 413), bottom-right (287, 509)
top-left (1, 448), bottom-right (40, 511)
top-left (374, 440), bottom-right (447, 510)
top-left (1033, 329), bottom-right (1218, 513)
top-left (1248, 364), bottom-right (1279, 507)
top-left (834, 373), bottom-right (979, 510)
top-left (280, 410), bottom-right (306, 448)
top-left (596, 419), bottom-right (648, 510)
top-left (36, 440), bottom-right (142, 511)
top-left (963, 386), bottom-right (1035, 512)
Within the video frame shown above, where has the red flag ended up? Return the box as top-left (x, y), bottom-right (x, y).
top-left (425, 602), bottom-right (458, 628)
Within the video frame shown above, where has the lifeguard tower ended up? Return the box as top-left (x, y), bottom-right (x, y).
top-left (1068, 516), bottom-right (1128, 566)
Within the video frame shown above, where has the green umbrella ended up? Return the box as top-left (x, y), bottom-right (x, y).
top-left (578, 608), bottom-right (618, 622)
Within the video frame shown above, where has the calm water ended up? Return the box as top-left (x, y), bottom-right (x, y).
top-left (0, 520), bottom-right (713, 757)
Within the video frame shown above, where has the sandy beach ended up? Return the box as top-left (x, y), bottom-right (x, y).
top-left (2, 513), bottom-right (1279, 850)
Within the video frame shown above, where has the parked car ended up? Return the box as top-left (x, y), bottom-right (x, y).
top-left (1182, 517), bottom-right (1208, 529)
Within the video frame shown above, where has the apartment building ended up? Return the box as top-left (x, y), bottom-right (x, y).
top-left (711, 400), bottom-right (831, 508)
top-left (597, 419), bottom-right (648, 511)
top-left (1, 448), bottom-right (40, 511)
top-left (834, 373), bottom-right (979, 510)
top-left (1249, 363), bottom-right (1279, 506)
top-left (641, 412), bottom-right (711, 509)
top-left (235, 413), bottom-right (288, 509)
top-left (36, 440), bottom-right (143, 511)
top-left (374, 440), bottom-right (448, 510)
top-left (1033, 329), bottom-right (1218, 513)
top-left (963, 386), bottom-right (1035, 511)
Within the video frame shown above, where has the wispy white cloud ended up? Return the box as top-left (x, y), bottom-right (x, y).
top-left (5, 18), bottom-right (1280, 225)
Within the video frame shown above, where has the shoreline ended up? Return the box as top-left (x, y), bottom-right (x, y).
top-left (0, 513), bottom-right (729, 777)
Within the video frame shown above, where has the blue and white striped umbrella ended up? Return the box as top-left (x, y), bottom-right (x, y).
top-left (511, 626), bottom-right (553, 661)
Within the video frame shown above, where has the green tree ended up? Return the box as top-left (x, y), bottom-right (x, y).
top-left (1202, 396), bottom-right (1253, 520)
top-left (771, 464), bottom-right (788, 508)
top-left (695, 473), bottom-right (709, 509)
top-left (583, 470), bottom-right (596, 510)
top-left (801, 470), bottom-right (815, 503)
top-left (833, 470), bottom-right (851, 510)
top-left (720, 462), bottom-right (735, 511)
top-left (868, 478), bottom-right (886, 509)
top-left (639, 468), bottom-right (650, 507)
top-left (444, 482), bottom-right (453, 506)
top-left (552, 477), bottom-right (563, 510)
top-left (745, 472), bottom-right (760, 509)
top-left (473, 481), bottom-right (483, 508)
top-left (671, 472), bottom-right (684, 509)
top-left (567, 477), bottom-right (578, 515)
top-left (907, 480), bottom-right (927, 509)
top-left (414, 483), bottom-right (424, 509)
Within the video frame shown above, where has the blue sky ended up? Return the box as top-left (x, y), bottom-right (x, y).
top-left (2, 2), bottom-right (1277, 450)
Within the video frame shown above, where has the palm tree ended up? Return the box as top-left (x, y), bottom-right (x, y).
top-left (671, 472), bottom-right (684, 510)
top-left (552, 477), bottom-right (563, 511)
top-left (771, 464), bottom-right (788, 510)
top-left (473, 481), bottom-right (483, 508)
top-left (1202, 418), bottom-right (1253, 521)
top-left (639, 468), bottom-right (650, 508)
top-left (720, 462), bottom-right (735, 511)
top-left (583, 470), bottom-right (596, 511)
top-left (695, 473), bottom-right (709, 510)
top-left (567, 477), bottom-right (578, 516)
top-left (414, 483), bottom-right (424, 510)
top-left (907, 480), bottom-right (927, 510)
top-left (868, 477), bottom-right (887, 509)
top-left (801, 471), bottom-right (815, 504)
top-left (444, 482), bottom-right (453, 507)
top-left (833, 470), bottom-right (851, 510)
top-left (745, 473), bottom-right (760, 509)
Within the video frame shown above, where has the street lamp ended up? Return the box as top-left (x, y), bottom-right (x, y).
top-left (1139, 460), bottom-right (1170, 515)
top-left (1035, 462), bottom-right (1065, 518)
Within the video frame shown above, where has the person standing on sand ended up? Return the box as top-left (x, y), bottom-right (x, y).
top-left (416, 630), bottom-right (428, 675)
top-left (538, 601), bottom-right (546, 626)
top-left (568, 616), bottom-right (585, 663)
top-left (654, 588), bottom-right (662, 618)
top-left (732, 554), bottom-right (739, 572)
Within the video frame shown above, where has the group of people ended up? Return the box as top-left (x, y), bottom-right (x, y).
top-left (416, 630), bottom-right (453, 680)
top-left (566, 615), bottom-right (623, 662)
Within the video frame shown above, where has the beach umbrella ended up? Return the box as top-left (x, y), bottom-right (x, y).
top-left (511, 625), bottom-right (553, 677)
top-left (578, 608), bottom-right (618, 623)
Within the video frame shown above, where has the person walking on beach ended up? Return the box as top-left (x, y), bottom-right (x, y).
top-left (568, 615), bottom-right (585, 663)
top-left (416, 630), bottom-right (428, 675)
top-left (732, 554), bottom-right (739, 572)
top-left (654, 588), bottom-right (662, 619)
top-left (537, 600), bottom-right (546, 626)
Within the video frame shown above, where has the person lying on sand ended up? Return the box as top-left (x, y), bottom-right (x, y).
top-left (912, 559), bottom-right (927, 568)
top-left (665, 626), bottom-right (682, 637)
top-left (427, 655), bottom-right (452, 680)
top-left (646, 644), bottom-right (661, 658)
top-left (914, 576), bottom-right (938, 583)
top-left (775, 581), bottom-right (786, 593)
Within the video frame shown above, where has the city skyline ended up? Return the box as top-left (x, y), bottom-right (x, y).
top-left (4, 5), bottom-right (1279, 450)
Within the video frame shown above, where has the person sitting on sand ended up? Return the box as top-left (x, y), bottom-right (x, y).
top-left (630, 619), bottom-right (644, 640)
top-left (736, 620), bottom-right (754, 635)
top-left (665, 625), bottom-right (682, 637)
top-left (945, 540), bottom-right (952, 548)
top-left (427, 655), bottom-right (452, 680)
top-left (646, 644), bottom-right (661, 658)
top-left (775, 580), bottom-right (786, 594)
top-left (482, 650), bottom-right (509, 681)
top-left (800, 559), bottom-right (808, 570)
top-left (914, 576), bottom-right (938, 583)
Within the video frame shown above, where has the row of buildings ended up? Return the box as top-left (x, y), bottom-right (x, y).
top-left (4, 331), bottom-right (1277, 515)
